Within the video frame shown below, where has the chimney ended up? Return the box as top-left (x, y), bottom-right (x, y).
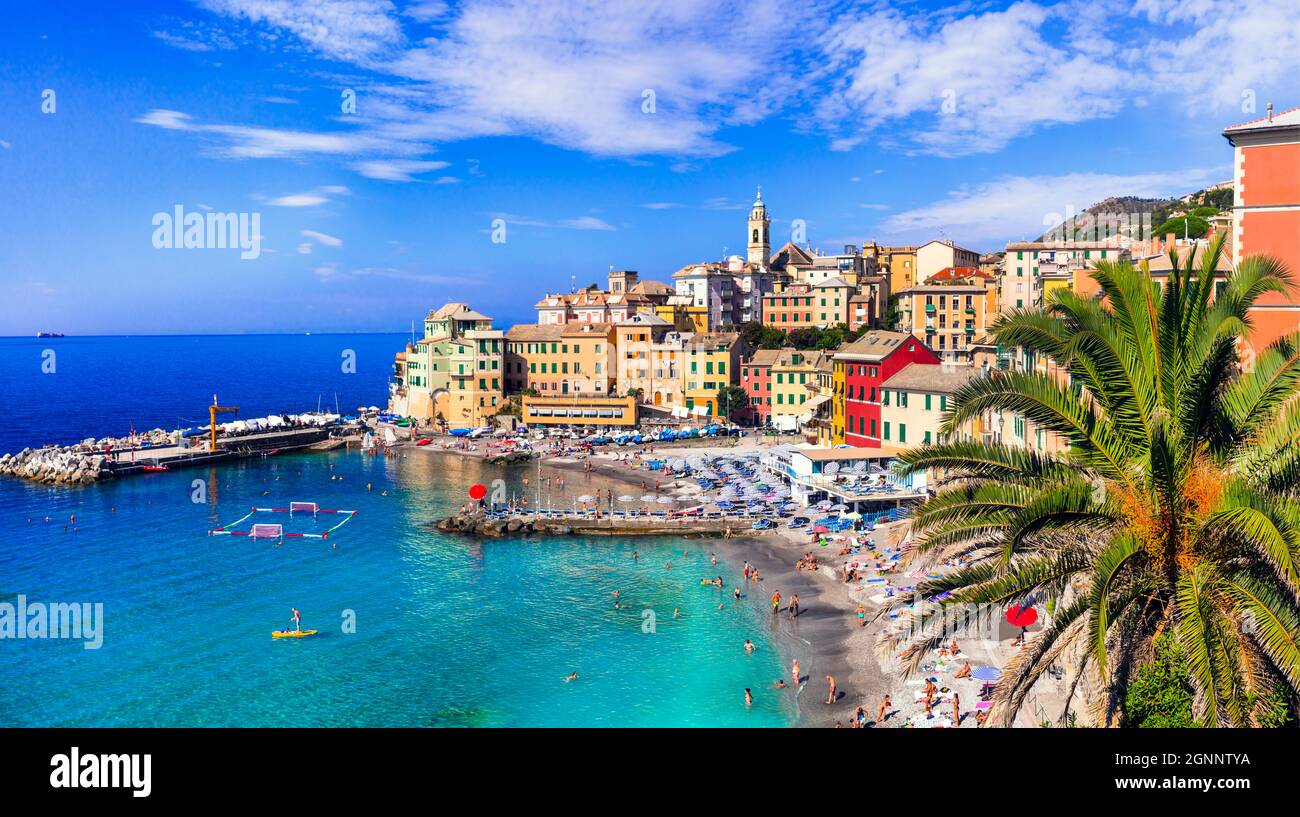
top-left (1165, 232), bottom-right (1176, 250)
top-left (1267, 102), bottom-right (1274, 122)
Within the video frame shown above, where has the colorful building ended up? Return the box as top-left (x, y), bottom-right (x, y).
top-left (896, 284), bottom-right (994, 362)
top-left (682, 331), bottom-right (744, 417)
top-left (834, 331), bottom-right (940, 447)
top-left (1223, 104), bottom-right (1300, 361)
top-left (769, 349), bottom-right (823, 431)
top-left (389, 303), bottom-right (503, 429)
top-left (878, 363), bottom-right (981, 447)
top-left (740, 348), bottom-right (779, 426)
top-left (915, 239), bottom-right (980, 284)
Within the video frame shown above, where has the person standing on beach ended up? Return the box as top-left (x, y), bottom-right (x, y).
top-left (771, 591), bottom-right (781, 615)
top-left (788, 594), bottom-right (800, 619)
top-left (825, 675), bottom-right (836, 705)
top-left (791, 658), bottom-right (801, 685)
top-left (952, 691), bottom-right (960, 725)
top-left (878, 694), bottom-right (891, 724)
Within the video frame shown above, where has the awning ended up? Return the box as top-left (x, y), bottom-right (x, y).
top-left (802, 393), bottom-right (832, 411)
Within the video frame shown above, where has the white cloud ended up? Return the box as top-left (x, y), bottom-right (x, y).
top-left (641, 202), bottom-right (683, 210)
top-left (267, 185), bottom-right (351, 207)
top-left (816, 1), bottom-right (1129, 156)
top-left (352, 158), bottom-right (450, 181)
top-left (881, 168), bottom-right (1223, 245)
top-left (489, 213), bottom-right (615, 231)
top-left (161, 0), bottom-right (806, 165)
top-left (297, 242), bottom-right (313, 254)
top-left (301, 229), bottom-right (343, 247)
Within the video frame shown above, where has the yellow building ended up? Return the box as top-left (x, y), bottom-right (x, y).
top-left (896, 284), bottom-right (994, 363)
top-left (683, 332), bottom-right (743, 417)
top-left (445, 329), bottom-right (505, 429)
top-left (769, 349), bottom-right (824, 431)
top-left (505, 323), bottom-right (616, 396)
top-left (390, 303), bottom-right (503, 428)
top-left (830, 355), bottom-right (847, 446)
top-left (522, 394), bottom-right (637, 426)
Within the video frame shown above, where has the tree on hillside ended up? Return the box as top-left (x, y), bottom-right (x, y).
top-left (892, 233), bottom-right (1300, 727)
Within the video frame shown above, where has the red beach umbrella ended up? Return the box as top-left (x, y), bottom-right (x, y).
top-left (1005, 604), bottom-right (1038, 628)
top-left (469, 483), bottom-right (487, 500)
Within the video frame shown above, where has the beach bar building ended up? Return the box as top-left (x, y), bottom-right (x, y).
top-left (521, 394), bottom-right (637, 427)
top-left (760, 445), bottom-right (928, 512)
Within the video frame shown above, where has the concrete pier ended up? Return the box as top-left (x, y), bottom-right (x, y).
top-left (0, 427), bottom-right (334, 486)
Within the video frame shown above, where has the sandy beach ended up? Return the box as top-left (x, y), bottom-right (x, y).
top-left (405, 432), bottom-right (1044, 728)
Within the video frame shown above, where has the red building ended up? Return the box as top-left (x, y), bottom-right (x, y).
top-left (740, 348), bottom-right (780, 426)
top-left (834, 331), bottom-right (939, 447)
top-left (1223, 104), bottom-right (1300, 363)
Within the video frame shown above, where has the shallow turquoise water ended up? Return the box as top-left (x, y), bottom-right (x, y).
top-left (0, 449), bottom-right (794, 727)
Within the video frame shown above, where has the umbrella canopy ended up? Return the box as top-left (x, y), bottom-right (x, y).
top-left (618, 495), bottom-right (636, 502)
top-left (971, 666), bottom-right (1002, 682)
top-left (577, 495), bottom-right (595, 503)
top-left (656, 496), bottom-right (675, 504)
top-left (844, 511), bottom-right (863, 520)
top-left (811, 526), bottom-right (830, 533)
top-left (640, 495), bottom-right (658, 502)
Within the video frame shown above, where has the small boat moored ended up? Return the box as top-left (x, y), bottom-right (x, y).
top-left (272, 629), bottom-right (318, 639)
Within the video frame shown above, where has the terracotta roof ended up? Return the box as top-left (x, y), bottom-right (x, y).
top-left (745, 349), bottom-right (782, 367)
top-left (833, 331), bottom-right (918, 362)
top-left (882, 362), bottom-right (980, 393)
top-left (812, 276), bottom-right (852, 288)
top-left (561, 322), bottom-right (615, 337)
top-left (630, 280), bottom-right (673, 296)
top-left (428, 302), bottom-right (491, 321)
top-left (770, 242), bottom-right (815, 268)
top-left (926, 266), bottom-right (992, 283)
top-left (506, 324), bottom-right (566, 342)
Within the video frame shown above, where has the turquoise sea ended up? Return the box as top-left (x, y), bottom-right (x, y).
top-left (0, 335), bottom-right (795, 727)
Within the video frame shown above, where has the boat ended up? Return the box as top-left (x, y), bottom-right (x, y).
top-left (415, 439), bottom-right (432, 447)
top-left (36, 331), bottom-right (65, 338)
top-left (272, 629), bottom-right (318, 639)
top-left (141, 464), bottom-right (169, 472)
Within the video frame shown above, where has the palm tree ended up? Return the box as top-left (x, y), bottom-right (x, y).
top-left (892, 233), bottom-right (1300, 727)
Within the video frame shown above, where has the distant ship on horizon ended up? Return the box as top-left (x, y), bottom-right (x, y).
top-left (36, 332), bottom-right (65, 338)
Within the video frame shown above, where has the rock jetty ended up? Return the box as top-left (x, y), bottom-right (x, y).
top-left (0, 446), bottom-right (111, 485)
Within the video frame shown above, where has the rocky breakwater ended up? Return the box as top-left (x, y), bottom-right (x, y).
top-left (436, 511), bottom-right (572, 538)
top-left (0, 446), bottom-right (111, 485)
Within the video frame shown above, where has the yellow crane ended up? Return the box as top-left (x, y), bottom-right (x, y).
top-left (209, 394), bottom-right (240, 452)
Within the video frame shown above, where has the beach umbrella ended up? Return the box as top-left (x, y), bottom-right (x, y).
top-left (577, 495), bottom-right (595, 503)
top-left (811, 525), bottom-right (830, 533)
top-left (971, 666), bottom-right (1002, 682)
top-left (657, 496), bottom-right (675, 504)
top-left (844, 511), bottom-right (863, 520)
top-left (830, 503), bottom-right (849, 512)
top-left (618, 494), bottom-right (636, 502)
top-left (640, 495), bottom-right (657, 502)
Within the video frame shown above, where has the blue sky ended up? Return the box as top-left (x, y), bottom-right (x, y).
top-left (1, 0), bottom-right (1296, 335)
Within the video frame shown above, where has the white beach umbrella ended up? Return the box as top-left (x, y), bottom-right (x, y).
top-left (618, 495), bottom-right (636, 502)
top-left (640, 495), bottom-right (658, 502)
top-left (577, 495), bottom-right (595, 503)
top-left (657, 496), bottom-right (675, 504)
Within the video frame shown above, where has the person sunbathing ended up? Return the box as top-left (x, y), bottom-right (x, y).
top-left (954, 661), bottom-right (972, 679)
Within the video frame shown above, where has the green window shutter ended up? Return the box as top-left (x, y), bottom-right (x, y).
top-left (884, 421), bottom-right (890, 440)
top-left (925, 394), bottom-right (931, 411)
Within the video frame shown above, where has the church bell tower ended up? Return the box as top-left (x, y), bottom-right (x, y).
top-left (747, 187), bottom-right (770, 264)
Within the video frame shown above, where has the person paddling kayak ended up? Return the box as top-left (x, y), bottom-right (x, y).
top-left (290, 608), bottom-right (302, 633)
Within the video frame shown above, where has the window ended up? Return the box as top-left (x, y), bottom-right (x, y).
top-left (884, 421), bottom-right (891, 440)
top-left (923, 431), bottom-right (932, 444)
top-left (925, 394), bottom-right (932, 411)
top-left (898, 424), bottom-right (906, 443)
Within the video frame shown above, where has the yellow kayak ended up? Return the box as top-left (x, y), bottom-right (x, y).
top-left (271, 629), bottom-right (318, 639)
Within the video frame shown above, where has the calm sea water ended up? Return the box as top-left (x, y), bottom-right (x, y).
top-left (0, 336), bottom-right (794, 727)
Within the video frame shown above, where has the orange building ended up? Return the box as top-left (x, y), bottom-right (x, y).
top-left (1223, 104), bottom-right (1300, 360)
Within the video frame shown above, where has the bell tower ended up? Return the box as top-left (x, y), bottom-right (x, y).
top-left (747, 187), bottom-right (770, 264)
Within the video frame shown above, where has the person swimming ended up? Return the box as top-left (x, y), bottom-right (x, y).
top-left (564, 671), bottom-right (579, 683)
